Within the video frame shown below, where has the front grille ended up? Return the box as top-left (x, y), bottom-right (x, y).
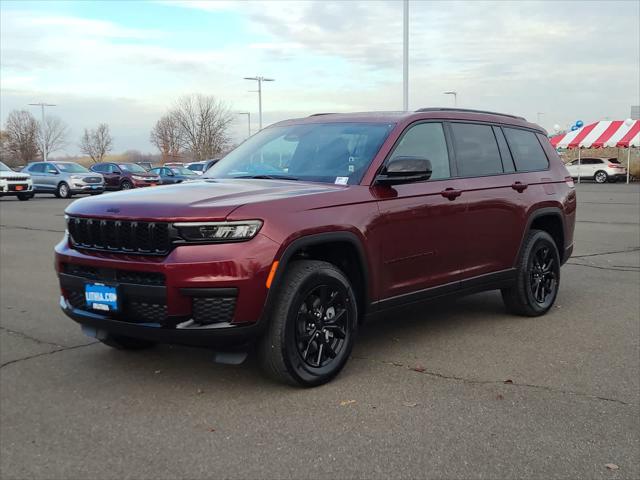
top-left (7, 176), bottom-right (29, 181)
top-left (63, 264), bottom-right (165, 286)
top-left (192, 297), bottom-right (236, 325)
top-left (8, 184), bottom-right (29, 191)
top-left (83, 176), bottom-right (102, 184)
top-left (67, 217), bottom-right (171, 255)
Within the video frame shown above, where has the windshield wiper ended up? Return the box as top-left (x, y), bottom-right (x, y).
top-left (234, 174), bottom-right (299, 181)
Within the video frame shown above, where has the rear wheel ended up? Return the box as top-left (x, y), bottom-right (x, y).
top-left (55, 182), bottom-right (72, 198)
top-left (502, 230), bottom-right (560, 316)
top-left (259, 260), bottom-right (357, 387)
top-left (99, 334), bottom-right (155, 350)
top-left (594, 170), bottom-right (608, 183)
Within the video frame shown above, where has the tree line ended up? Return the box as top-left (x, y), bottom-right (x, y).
top-left (0, 94), bottom-right (233, 167)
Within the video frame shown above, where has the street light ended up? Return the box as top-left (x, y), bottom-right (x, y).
top-left (443, 91), bottom-right (457, 107)
top-left (402, 0), bottom-right (409, 111)
top-left (28, 102), bottom-right (56, 161)
top-left (243, 76), bottom-right (274, 130)
top-left (235, 111), bottom-right (251, 138)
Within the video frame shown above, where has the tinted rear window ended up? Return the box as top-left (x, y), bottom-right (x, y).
top-left (450, 123), bottom-right (503, 177)
top-left (503, 128), bottom-right (549, 171)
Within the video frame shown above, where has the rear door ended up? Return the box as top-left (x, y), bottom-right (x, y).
top-left (374, 121), bottom-right (468, 300)
top-left (27, 163), bottom-right (46, 190)
top-left (448, 122), bottom-right (532, 279)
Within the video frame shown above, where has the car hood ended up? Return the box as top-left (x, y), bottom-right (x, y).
top-left (0, 170), bottom-right (31, 179)
top-left (65, 178), bottom-right (346, 221)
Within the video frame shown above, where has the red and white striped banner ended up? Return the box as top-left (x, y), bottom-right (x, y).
top-left (550, 120), bottom-right (639, 149)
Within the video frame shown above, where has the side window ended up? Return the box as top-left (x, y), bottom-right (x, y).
top-left (450, 123), bottom-right (503, 177)
top-left (92, 164), bottom-right (105, 173)
top-left (45, 163), bottom-right (58, 173)
top-left (390, 122), bottom-right (450, 180)
top-left (109, 165), bottom-right (121, 174)
top-left (29, 163), bottom-right (44, 173)
top-left (503, 128), bottom-right (549, 171)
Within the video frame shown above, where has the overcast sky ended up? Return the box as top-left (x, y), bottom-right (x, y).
top-left (1, 0), bottom-right (638, 155)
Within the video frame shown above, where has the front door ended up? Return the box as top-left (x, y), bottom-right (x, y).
top-left (374, 121), bottom-right (468, 301)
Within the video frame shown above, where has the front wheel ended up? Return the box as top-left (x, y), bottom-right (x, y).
top-left (594, 170), bottom-right (608, 183)
top-left (502, 229), bottom-right (560, 316)
top-left (17, 193), bottom-right (34, 201)
top-left (259, 260), bottom-right (357, 387)
top-left (120, 180), bottom-right (133, 190)
top-left (55, 182), bottom-right (72, 199)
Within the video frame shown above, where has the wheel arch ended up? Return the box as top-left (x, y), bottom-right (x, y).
top-left (518, 207), bottom-right (567, 264)
top-left (266, 232), bottom-right (371, 323)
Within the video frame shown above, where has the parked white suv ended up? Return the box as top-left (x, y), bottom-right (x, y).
top-left (0, 161), bottom-right (34, 201)
top-left (565, 157), bottom-right (627, 183)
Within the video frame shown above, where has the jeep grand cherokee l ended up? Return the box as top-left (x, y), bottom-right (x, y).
top-left (55, 108), bottom-right (576, 386)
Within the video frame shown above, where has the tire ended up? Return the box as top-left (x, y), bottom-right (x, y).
top-left (120, 180), bottom-right (133, 190)
top-left (55, 182), bottom-right (72, 198)
top-left (17, 193), bottom-right (34, 201)
top-left (258, 260), bottom-right (357, 387)
top-left (90, 191), bottom-right (103, 195)
top-left (502, 229), bottom-right (561, 317)
top-left (99, 334), bottom-right (155, 350)
top-left (594, 170), bottom-right (608, 184)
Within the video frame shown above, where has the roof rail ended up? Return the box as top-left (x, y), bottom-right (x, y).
top-left (415, 107), bottom-right (526, 121)
top-left (308, 112), bottom-right (336, 117)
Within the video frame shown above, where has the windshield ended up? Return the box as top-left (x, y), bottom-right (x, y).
top-left (206, 122), bottom-right (394, 185)
top-left (55, 163), bottom-right (89, 173)
top-left (172, 167), bottom-right (196, 175)
top-left (188, 164), bottom-right (204, 171)
top-left (0, 161), bottom-right (10, 172)
top-left (119, 163), bottom-right (147, 173)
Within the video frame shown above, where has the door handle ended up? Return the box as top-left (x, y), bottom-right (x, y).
top-left (511, 181), bottom-right (528, 192)
top-left (441, 188), bottom-right (462, 200)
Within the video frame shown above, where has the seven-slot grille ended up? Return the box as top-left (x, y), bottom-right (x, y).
top-left (67, 217), bottom-right (171, 255)
top-left (6, 176), bottom-right (29, 181)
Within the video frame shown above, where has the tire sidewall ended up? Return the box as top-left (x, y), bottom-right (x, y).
top-left (58, 182), bottom-right (70, 198)
top-left (280, 267), bottom-right (357, 386)
top-left (121, 180), bottom-right (132, 190)
top-left (594, 171), bottom-right (608, 183)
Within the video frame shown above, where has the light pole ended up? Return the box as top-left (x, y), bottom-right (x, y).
top-left (402, 0), bottom-right (409, 111)
top-left (243, 76), bottom-right (274, 130)
top-left (443, 91), bottom-right (457, 107)
top-left (28, 102), bottom-right (56, 161)
top-left (235, 112), bottom-right (251, 138)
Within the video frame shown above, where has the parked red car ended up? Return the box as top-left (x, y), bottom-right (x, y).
top-left (89, 162), bottom-right (160, 190)
top-left (56, 108), bottom-right (576, 386)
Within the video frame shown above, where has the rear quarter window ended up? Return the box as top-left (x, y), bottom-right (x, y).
top-left (450, 123), bottom-right (503, 177)
top-left (503, 128), bottom-right (549, 171)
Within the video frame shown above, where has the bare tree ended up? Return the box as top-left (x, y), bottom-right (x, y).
top-left (38, 116), bottom-right (69, 159)
top-left (171, 94), bottom-right (233, 161)
top-left (80, 123), bottom-right (113, 163)
top-left (4, 110), bottom-right (39, 165)
top-left (150, 115), bottom-right (184, 162)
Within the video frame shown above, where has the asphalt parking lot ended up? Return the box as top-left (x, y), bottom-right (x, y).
top-left (1, 184), bottom-right (639, 480)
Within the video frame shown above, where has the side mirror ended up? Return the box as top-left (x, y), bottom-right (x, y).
top-left (48, 169), bottom-right (59, 175)
top-left (376, 156), bottom-right (432, 185)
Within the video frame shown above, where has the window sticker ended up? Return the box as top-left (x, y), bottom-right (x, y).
top-left (334, 177), bottom-right (349, 185)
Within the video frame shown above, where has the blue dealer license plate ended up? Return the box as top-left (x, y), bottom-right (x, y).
top-left (85, 283), bottom-right (118, 312)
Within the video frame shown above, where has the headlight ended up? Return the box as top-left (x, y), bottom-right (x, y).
top-left (70, 175), bottom-right (85, 180)
top-left (132, 175), bottom-right (147, 181)
top-left (174, 220), bottom-right (262, 242)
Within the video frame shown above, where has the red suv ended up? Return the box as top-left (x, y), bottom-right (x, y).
top-left (55, 108), bottom-right (576, 386)
top-left (89, 162), bottom-right (160, 190)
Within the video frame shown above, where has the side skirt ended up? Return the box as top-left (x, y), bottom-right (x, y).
top-left (366, 268), bottom-right (517, 320)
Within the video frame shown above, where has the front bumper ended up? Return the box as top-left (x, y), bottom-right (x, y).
top-left (70, 182), bottom-right (105, 193)
top-left (0, 181), bottom-right (33, 195)
top-left (55, 233), bottom-right (280, 347)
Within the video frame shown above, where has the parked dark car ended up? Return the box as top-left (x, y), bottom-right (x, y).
top-left (23, 161), bottom-right (104, 198)
top-left (149, 166), bottom-right (199, 185)
top-left (56, 108), bottom-right (576, 386)
top-left (89, 162), bottom-right (160, 190)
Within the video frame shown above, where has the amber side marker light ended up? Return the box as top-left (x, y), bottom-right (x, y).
top-left (266, 261), bottom-right (279, 289)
